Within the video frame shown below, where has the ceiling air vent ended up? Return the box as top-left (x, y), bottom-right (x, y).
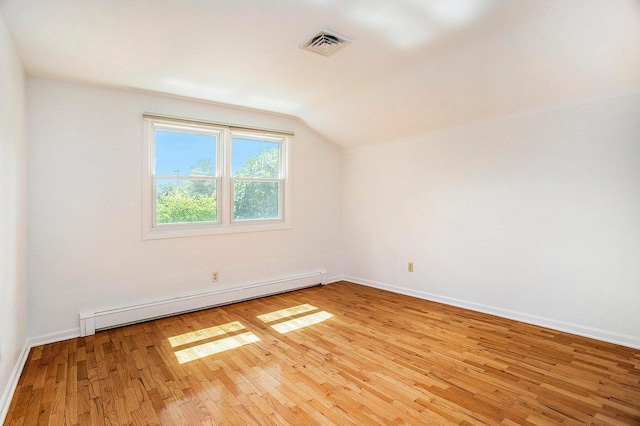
top-left (300, 29), bottom-right (351, 57)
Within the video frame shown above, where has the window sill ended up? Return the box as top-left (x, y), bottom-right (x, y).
top-left (143, 221), bottom-right (292, 240)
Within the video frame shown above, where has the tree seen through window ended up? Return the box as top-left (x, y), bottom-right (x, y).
top-left (157, 148), bottom-right (280, 223)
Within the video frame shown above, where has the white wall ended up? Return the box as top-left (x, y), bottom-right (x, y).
top-left (27, 77), bottom-right (343, 338)
top-left (343, 93), bottom-right (640, 347)
top-left (0, 13), bottom-right (27, 418)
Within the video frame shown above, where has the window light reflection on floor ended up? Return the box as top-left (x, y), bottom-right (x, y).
top-left (270, 311), bottom-right (333, 334)
top-left (168, 321), bottom-right (246, 347)
top-left (256, 304), bottom-right (318, 323)
top-left (174, 332), bottom-right (260, 364)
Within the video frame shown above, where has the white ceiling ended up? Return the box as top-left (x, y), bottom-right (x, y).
top-left (2, 0), bottom-right (639, 150)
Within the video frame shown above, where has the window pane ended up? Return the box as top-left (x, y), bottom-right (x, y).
top-left (232, 138), bottom-right (280, 178)
top-left (233, 181), bottom-right (280, 220)
top-left (156, 178), bottom-right (217, 224)
top-left (156, 130), bottom-right (216, 177)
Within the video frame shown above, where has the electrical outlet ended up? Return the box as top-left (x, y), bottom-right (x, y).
top-left (408, 262), bottom-right (414, 272)
top-left (212, 271), bottom-right (219, 282)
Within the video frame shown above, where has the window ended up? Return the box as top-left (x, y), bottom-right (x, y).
top-left (143, 115), bottom-right (291, 239)
top-left (232, 133), bottom-right (282, 222)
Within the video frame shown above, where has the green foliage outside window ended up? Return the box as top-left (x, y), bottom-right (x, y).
top-left (233, 147), bottom-right (280, 220)
top-left (156, 159), bottom-right (217, 224)
top-left (156, 190), bottom-right (217, 224)
top-left (156, 149), bottom-right (280, 224)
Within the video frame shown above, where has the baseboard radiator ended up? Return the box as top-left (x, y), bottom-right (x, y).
top-left (80, 271), bottom-right (327, 336)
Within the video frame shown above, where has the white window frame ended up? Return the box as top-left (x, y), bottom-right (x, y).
top-left (143, 115), bottom-right (292, 239)
top-left (230, 131), bottom-right (286, 225)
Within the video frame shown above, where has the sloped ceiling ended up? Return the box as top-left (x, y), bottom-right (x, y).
top-left (1, 0), bottom-right (639, 150)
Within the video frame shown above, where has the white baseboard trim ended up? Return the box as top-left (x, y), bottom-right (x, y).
top-left (29, 328), bottom-right (81, 348)
top-left (0, 342), bottom-right (30, 424)
top-left (324, 275), bottom-right (343, 285)
top-left (344, 276), bottom-right (640, 350)
top-left (80, 271), bottom-right (327, 336)
top-left (0, 328), bottom-right (82, 424)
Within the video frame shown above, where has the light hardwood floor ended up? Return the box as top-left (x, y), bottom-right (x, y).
top-left (4, 281), bottom-right (640, 425)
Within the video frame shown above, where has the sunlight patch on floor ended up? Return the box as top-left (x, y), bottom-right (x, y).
top-left (174, 332), bottom-right (260, 363)
top-left (270, 311), bottom-right (333, 334)
top-left (256, 303), bottom-right (318, 323)
top-left (168, 321), bottom-right (246, 347)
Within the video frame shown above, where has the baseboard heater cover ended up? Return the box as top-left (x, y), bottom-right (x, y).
top-left (80, 271), bottom-right (327, 336)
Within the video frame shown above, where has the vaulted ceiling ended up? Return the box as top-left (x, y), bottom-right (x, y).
top-left (1, 0), bottom-right (639, 150)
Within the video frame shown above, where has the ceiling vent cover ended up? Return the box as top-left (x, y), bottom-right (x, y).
top-left (300, 29), bottom-right (351, 57)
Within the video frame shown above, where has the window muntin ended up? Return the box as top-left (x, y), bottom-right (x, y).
top-left (143, 116), bottom-right (291, 239)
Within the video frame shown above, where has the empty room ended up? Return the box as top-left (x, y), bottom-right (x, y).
top-left (1, 0), bottom-right (639, 424)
